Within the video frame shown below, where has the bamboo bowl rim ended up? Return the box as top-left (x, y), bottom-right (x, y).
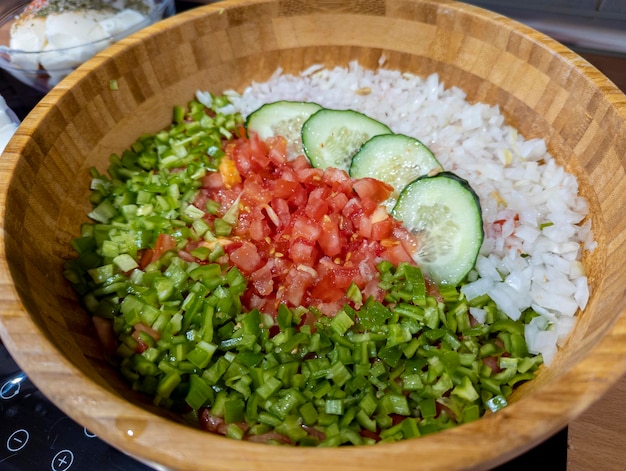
top-left (1, 1), bottom-right (626, 470)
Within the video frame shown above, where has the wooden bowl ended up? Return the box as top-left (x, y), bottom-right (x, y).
top-left (1, 1), bottom-right (626, 469)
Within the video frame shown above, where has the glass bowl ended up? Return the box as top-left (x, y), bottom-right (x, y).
top-left (0, 94), bottom-right (19, 154)
top-left (0, 0), bottom-right (175, 92)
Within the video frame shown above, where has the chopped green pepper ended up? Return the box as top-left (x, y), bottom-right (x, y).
top-left (64, 97), bottom-right (544, 447)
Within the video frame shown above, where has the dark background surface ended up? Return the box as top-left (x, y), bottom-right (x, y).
top-left (2, 1), bottom-right (625, 470)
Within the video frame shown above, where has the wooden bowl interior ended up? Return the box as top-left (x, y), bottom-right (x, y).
top-left (1, 1), bottom-right (626, 470)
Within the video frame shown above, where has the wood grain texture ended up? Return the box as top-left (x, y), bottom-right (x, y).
top-left (0, 1), bottom-right (625, 470)
top-left (568, 373), bottom-right (626, 471)
top-left (566, 51), bottom-right (626, 471)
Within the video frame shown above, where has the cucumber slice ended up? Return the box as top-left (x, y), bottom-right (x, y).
top-left (392, 172), bottom-right (484, 286)
top-left (349, 133), bottom-right (443, 210)
top-left (301, 108), bottom-right (392, 171)
top-left (245, 100), bottom-right (323, 159)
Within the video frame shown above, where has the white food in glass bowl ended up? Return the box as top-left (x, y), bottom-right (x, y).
top-left (6, 1), bottom-right (158, 86)
top-left (0, 95), bottom-right (19, 154)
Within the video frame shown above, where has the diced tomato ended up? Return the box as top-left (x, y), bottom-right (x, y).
top-left (310, 259), bottom-right (347, 303)
top-left (318, 215), bottom-right (343, 258)
top-left (199, 408), bottom-right (226, 434)
top-left (289, 238), bottom-right (318, 266)
top-left (361, 196), bottom-right (379, 215)
top-left (482, 356), bottom-right (502, 374)
top-left (200, 171), bottom-right (224, 189)
top-left (327, 191), bottom-right (349, 213)
top-left (151, 233), bottom-right (176, 263)
top-left (352, 177), bottom-right (393, 204)
top-left (213, 187), bottom-right (241, 216)
top-left (271, 197), bottom-right (291, 228)
top-left (302, 424), bottom-right (326, 441)
top-left (426, 277), bottom-right (444, 303)
top-left (193, 132), bottom-right (421, 317)
top-left (310, 280), bottom-right (345, 304)
top-left (92, 316), bottom-right (118, 356)
top-left (235, 133), bottom-right (271, 175)
top-left (242, 176), bottom-right (272, 206)
top-left (291, 213), bottom-right (322, 242)
top-left (330, 265), bottom-right (359, 290)
top-left (359, 429), bottom-right (381, 442)
top-left (244, 207), bottom-right (270, 241)
top-left (249, 215), bottom-right (270, 241)
top-left (290, 154), bottom-right (312, 171)
top-left (358, 214), bottom-right (373, 239)
top-left (287, 183), bottom-right (308, 208)
top-left (280, 268), bottom-right (315, 307)
top-left (436, 402), bottom-right (457, 422)
top-left (228, 241), bottom-right (262, 274)
top-left (370, 217), bottom-right (394, 240)
top-left (177, 249), bottom-right (197, 263)
top-left (269, 178), bottom-right (299, 199)
top-left (363, 278), bottom-right (385, 303)
top-left (295, 166), bottom-right (324, 184)
top-left (134, 322), bottom-right (161, 342)
top-left (322, 167), bottom-right (353, 194)
top-left (250, 260), bottom-right (275, 296)
top-left (392, 225), bottom-right (420, 257)
top-left (266, 136), bottom-right (288, 165)
top-left (342, 198), bottom-right (365, 226)
top-left (305, 188), bottom-right (329, 220)
top-left (131, 323), bottom-right (161, 353)
top-left (138, 248), bottom-right (153, 269)
top-left (381, 241), bottom-right (415, 265)
top-left (298, 310), bottom-right (318, 332)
